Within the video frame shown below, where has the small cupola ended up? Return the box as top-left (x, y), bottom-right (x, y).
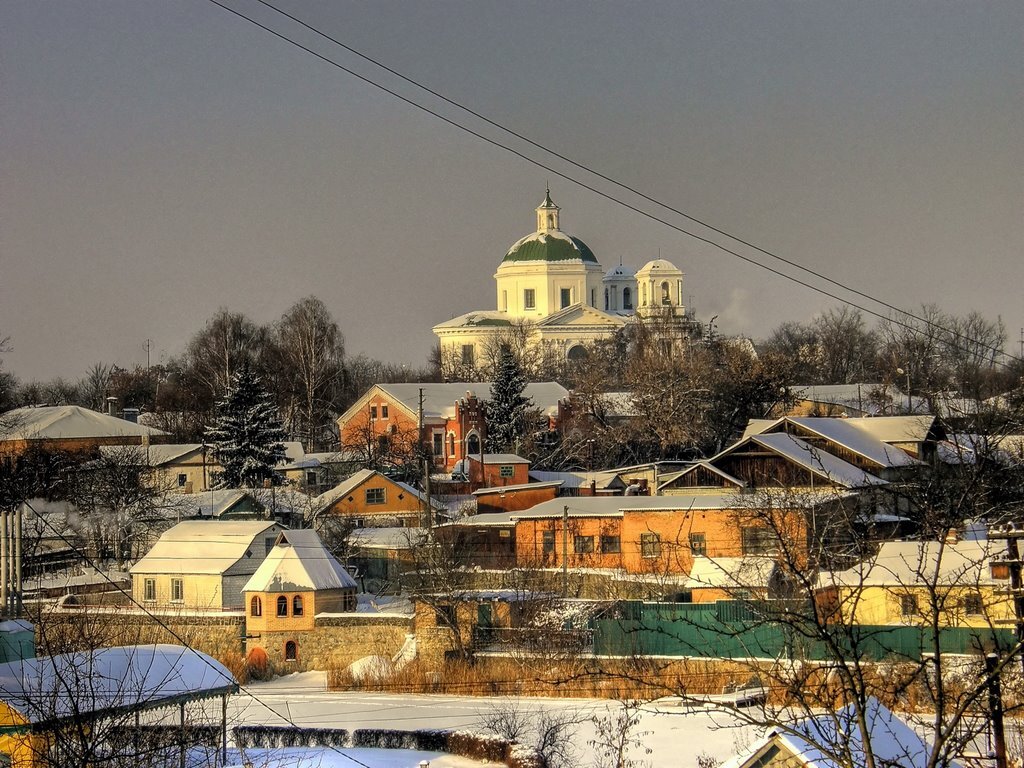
top-left (536, 187), bottom-right (560, 233)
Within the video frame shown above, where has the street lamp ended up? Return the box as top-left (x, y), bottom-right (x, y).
top-left (896, 367), bottom-right (912, 413)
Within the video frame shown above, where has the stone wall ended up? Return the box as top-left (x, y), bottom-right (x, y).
top-left (38, 608), bottom-right (246, 667)
top-left (250, 614), bottom-right (413, 673)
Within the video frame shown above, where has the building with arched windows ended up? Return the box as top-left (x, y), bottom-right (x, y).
top-left (243, 530), bottom-right (358, 667)
top-left (433, 190), bottom-right (701, 374)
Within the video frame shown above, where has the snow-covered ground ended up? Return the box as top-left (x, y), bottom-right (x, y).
top-left (222, 672), bottom-right (760, 767)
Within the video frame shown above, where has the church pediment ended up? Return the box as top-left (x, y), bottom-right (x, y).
top-left (535, 304), bottom-right (626, 328)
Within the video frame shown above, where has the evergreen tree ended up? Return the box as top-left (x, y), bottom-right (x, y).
top-left (485, 344), bottom-right (532, 453)
top-left (205, 365), bottom-right (287, 488)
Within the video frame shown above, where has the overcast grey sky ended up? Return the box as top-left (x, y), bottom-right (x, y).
top-left (3, 1), bottom-right (1021, 381)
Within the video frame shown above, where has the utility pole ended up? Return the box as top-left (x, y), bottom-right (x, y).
top-left (419, 388), bottom-right (429, 528)
top-left (144, 339), bottom-right (152, 370)
top-left (562, 505), bottom-right (569, 598)
top-left (985, 653), bottom-right (1009, 768)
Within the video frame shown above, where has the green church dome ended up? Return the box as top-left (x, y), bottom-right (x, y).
top-left (502, 231), bottom-right (599, 265)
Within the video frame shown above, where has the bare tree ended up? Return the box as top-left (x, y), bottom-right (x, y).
top-left (183, 309), bottom-right (270, 402)
top-left (272, 296), bottom-right (346, 450)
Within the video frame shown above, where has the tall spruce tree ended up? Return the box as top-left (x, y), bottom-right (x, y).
top-left (205, 365), bottom-right (287, 488)
top-left (485, 344), bottom-right (532, 453)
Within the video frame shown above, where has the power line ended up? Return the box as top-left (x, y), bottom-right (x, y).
top-left (205, 0), bottom-right (1019, 368)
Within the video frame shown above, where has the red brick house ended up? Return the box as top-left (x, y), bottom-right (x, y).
top-left (335, 382), bottom-right (568, 471)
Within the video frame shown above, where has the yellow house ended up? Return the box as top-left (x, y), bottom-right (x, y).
top-left (130, 520), bottom-right (284, 611)
top-left (817, 539), bottom-right (1013, 629)
top-left (243, 530), bottom-right (357, 666)
top-left (314, 468), bottom-right (442, 529)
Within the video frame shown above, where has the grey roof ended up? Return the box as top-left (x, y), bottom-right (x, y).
top-left (1, 405), bottom-right (168, 441)
top-left (0, 645), bottom-right (236, 726)
top-left (747, 433), bottom-right (889, 488)
top-left (130, 520), bottom-right (280, 575)
top-left (243, 530), bottom-right (356, 593)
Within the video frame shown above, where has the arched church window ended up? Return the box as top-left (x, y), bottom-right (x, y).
top-left (641, 284), bottom-right (647, 306)
top-left (604, 288), bottom-right (609, 310)
top-left (567, 346), bottom-right (588, 362)
top-left (448, 433), bottom-right (456, 456)
top-left (276, 596), bottom-right (288, 617)
top-left (547, 214), bottom-right (554, 228)
top-left (250, 596), bottom-right (262, 617)
top-left (623, 288), bottom-right (632, 310)
top-left (661, 281), bottom-right (671, 305)
top-left (467, 433), bottom-right (480, 457)
top-left (285, 641), bottom-right (297, 661)
top-left (293, 596), bottom-right (304, 616)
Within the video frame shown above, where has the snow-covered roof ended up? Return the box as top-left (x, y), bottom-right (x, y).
top-left (684, 556), bottom-right (777, 591)
top-left (99, 442), bottom-right (202, 466)
top-left (468, 453), bottom-right (529, 464)
top-left (725, 697), bottom-right (952, 768)
top-left (821, 539), bottom-right (1003, 589)
top-left (0, 644), bottom-right (236, 726)
top-left (843, 415), bottom-right (937, 445)
top-left (346, 527), bottom-right (427, 551)
top-left (746, 433), bottom-right (889, 488)
top-left (130, 520), bottom-right (280, 575)
top-left (0, 405), bottom-right (168, 441)
top-left (163, 489), bottom-right (252, 518)
top-left (529, 470), bottom-right (623, 490)
top-left (781, 418), bottom-right (919, 468)
top-left (243, 530), bottom-right (356, 593)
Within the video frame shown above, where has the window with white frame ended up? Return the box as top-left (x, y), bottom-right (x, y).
top-left (524, 289), bottom-right (536, 309)
top-left (171, 578), bottom-right (183, 602)
top-left (365, 487), bottom-right (386, 505)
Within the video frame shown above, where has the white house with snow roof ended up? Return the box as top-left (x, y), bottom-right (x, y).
top-left (432, 189), bottom-right (700, 375)
top-left (130, 520), bottom-right (284, 610)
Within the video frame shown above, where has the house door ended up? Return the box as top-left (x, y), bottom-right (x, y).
top-left (476, 603), bottom-right (495, 645)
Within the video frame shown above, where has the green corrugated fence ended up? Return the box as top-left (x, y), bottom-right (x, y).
top-left (593, 601), bottom-right (1016, 660)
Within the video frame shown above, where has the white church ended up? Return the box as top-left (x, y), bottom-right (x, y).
top-left (433, 189), bottom-right (700, 371)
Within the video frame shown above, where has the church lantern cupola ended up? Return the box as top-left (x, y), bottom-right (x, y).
top-left (536, 187), bottom-right (561, 233)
